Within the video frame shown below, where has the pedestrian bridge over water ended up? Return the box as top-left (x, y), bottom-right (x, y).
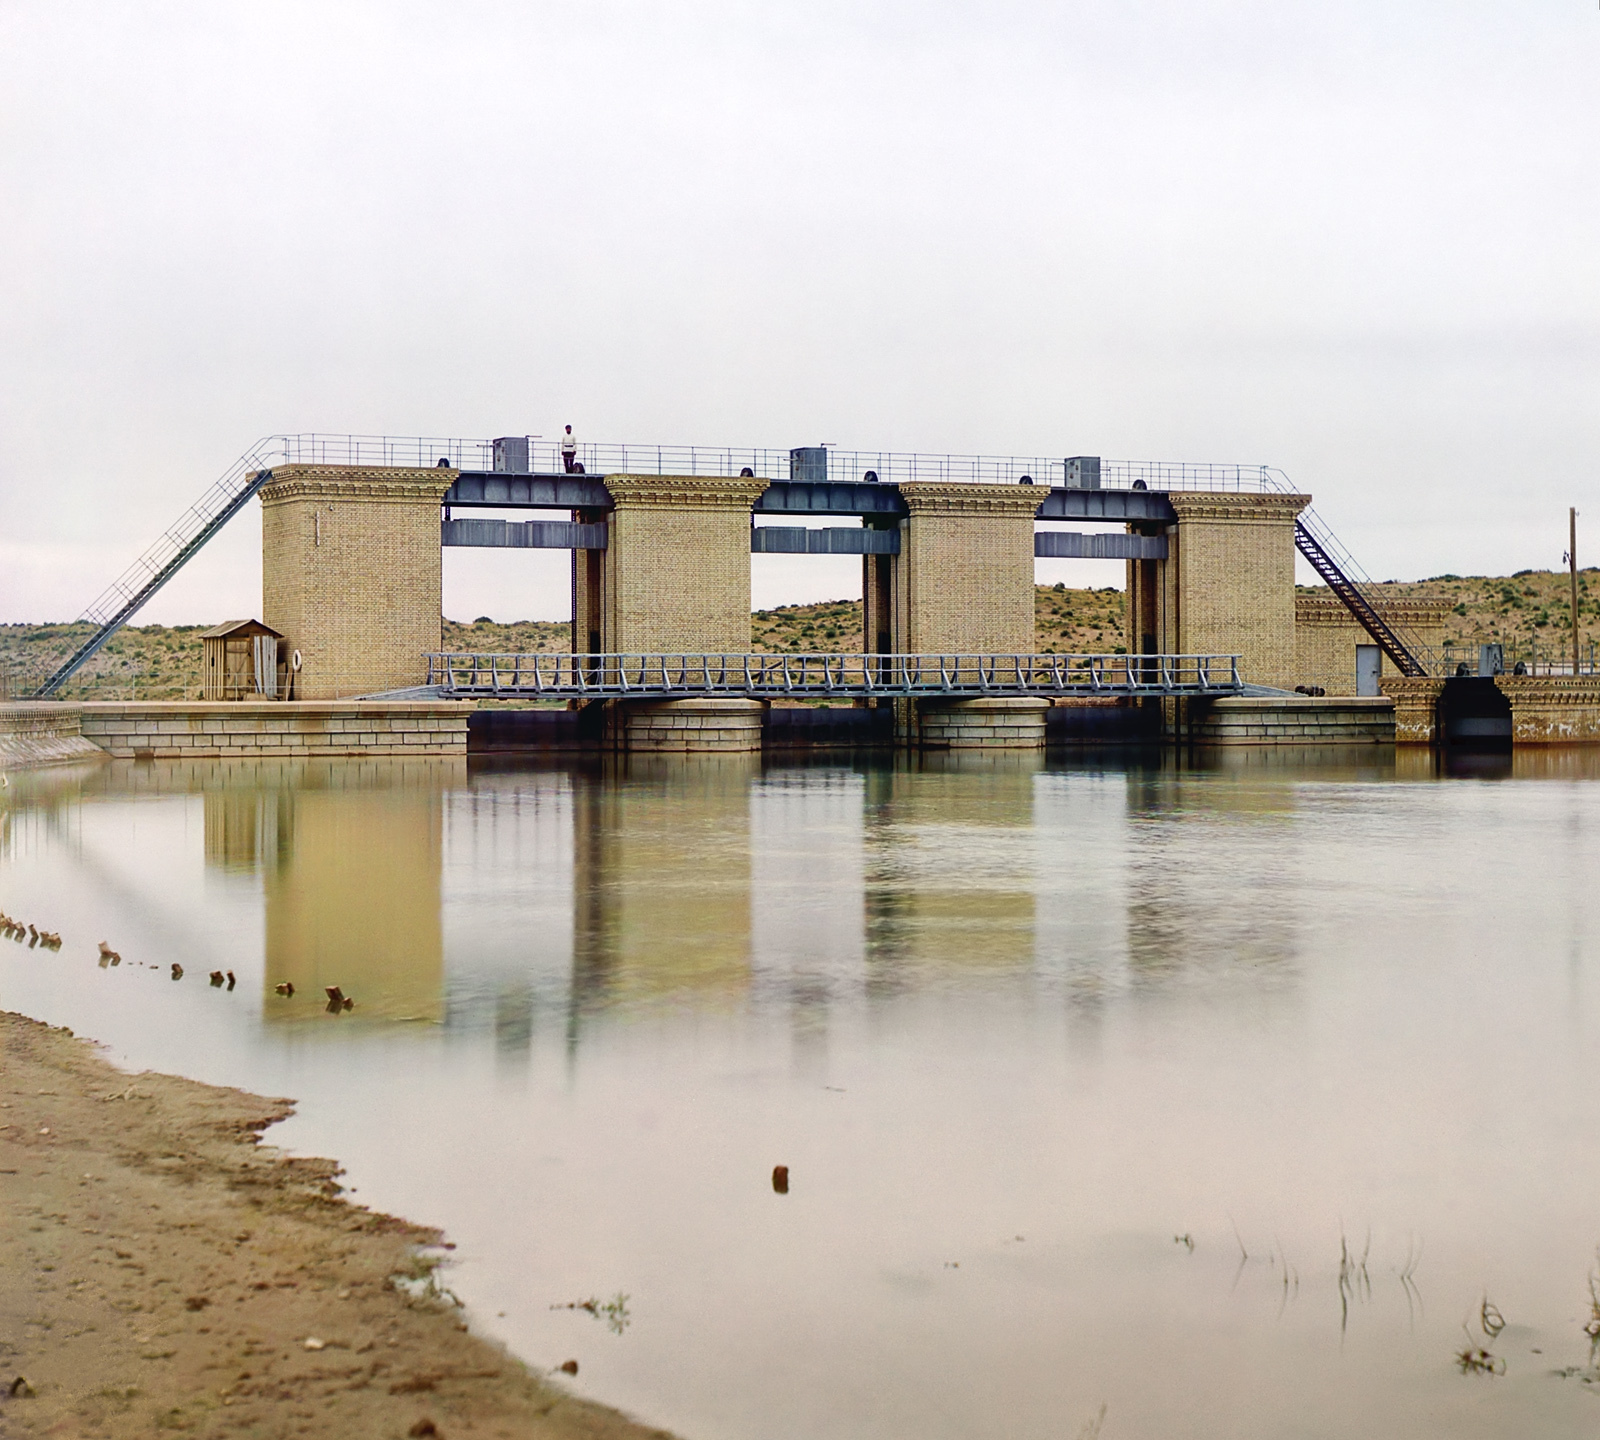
top-left (415, 651), bottom-right (1245, 700)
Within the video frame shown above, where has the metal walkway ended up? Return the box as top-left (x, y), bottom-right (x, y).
top-left (423, 652), bottom-right (1244, 700)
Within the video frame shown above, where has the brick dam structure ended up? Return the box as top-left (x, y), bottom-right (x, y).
top-left (28, 433), bottom-right (1588, 761)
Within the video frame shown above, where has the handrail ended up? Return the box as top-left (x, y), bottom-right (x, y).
top-left (33, 437), bottom-right (289, 697)
top-left (424, 652), bottom-right (1246, 699)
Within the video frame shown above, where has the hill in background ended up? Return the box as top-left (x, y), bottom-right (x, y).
top-left (2, 570), bottom-right (1595, 698)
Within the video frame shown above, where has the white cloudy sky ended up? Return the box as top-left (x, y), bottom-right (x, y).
top-left (1, 0), bottom-right (1595, 625)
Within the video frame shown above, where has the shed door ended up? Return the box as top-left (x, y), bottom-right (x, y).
top-left (1355, 644), bottom-right (1381, 697)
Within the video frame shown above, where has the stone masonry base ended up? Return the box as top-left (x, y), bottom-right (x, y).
top-left (77, 701), bottom-right (471, 759)
top-left (0, 703), bottom-right (109, 770)
top-left (612, 699), bottom-right (765, 753)
top-left (1188, 695), bottom-right (1395, 744)
top-left (912, 697), bottom-right (1050, 750)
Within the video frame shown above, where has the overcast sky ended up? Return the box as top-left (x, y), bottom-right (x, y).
top-left (2, 0), bottom-right (1596, 625)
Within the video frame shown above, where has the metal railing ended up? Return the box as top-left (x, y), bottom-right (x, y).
top-left (1441, 642), bottom-right (1600, 677)
top-left (273, 432), bottom-right (1288, 493)
top-left (425, 652), bottom-right (1244, 699)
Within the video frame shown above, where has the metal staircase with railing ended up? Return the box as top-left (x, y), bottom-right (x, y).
top-left (32, 438), bottom-right (286, 697)
top-left (1292, 520), bottom-right (1428, 677)
top-left (1258, 469), bottom-right (1433, 678)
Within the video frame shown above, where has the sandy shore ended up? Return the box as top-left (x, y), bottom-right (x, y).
top-left (0, 1011), bottom-right (677, 1440)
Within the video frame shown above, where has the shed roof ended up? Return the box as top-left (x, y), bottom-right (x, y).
top-left (197, 619), bottom-right (283, 640)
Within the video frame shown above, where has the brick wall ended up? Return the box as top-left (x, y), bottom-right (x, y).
top-left (895, 485), bottom-right (1040, 656)
top-left (612, 698), bottom-right (765, 752)
top-left (1295, 593), bottom-right (1447, 694)
top-left (1132, 493), bottom-right (1307, 691)
top-left (602, 475), bottom-right (771, 655)
top-left (912, 697), bottom-right (1049, 749)
top-left (260, 465), bottom-right (456, 699)
top-left (1379, 677), bottom-right (1448, 743)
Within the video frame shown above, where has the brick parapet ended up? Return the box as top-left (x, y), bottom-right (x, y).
top-left (602, 474), bottom-right (771, 510)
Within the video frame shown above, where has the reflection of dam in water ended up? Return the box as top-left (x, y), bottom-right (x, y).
top-left (195, 755), bottom-right (1306, 1041)
top-left (203, 764), bottom-right (450, 1022)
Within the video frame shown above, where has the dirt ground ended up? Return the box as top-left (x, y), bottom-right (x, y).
top-left (0, 1011), bottom-right (676, 1440)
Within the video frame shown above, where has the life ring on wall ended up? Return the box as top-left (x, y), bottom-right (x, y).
top-left (291, 649), bottom-right (303, 672)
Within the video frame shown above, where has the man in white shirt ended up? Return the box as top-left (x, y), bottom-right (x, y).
top-left (560, 425), bottom-right (577, 473)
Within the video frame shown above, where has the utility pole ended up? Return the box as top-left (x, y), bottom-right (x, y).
top-left (1571, 507), bottom-right (1580, 674)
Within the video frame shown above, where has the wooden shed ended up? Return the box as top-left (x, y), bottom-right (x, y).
top-left (200, 619), bottom-right (284, 701)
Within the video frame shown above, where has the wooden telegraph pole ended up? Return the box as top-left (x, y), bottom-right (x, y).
top-left (1571, 507), bottom-right (1581, 674)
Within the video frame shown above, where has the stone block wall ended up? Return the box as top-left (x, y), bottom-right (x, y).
top-left (0, 702), bottom-right (107, 770)
top-left (1295, 593), bottom-right (1447, 694)
top-left (1188, 695), bottom-right (1395, 745)
top-left (894, 484), bottom-right (1041, 657)
top-left (611, 698), bottom-right (764, 753)
top-left (910, 697), bottom-right (1050, 750)
top-left (602, 475), bottom-right (771, 655)
top-left (78, 702), bottom-right (470, 759)
top-left (260, 465), bottom-right (456, 699)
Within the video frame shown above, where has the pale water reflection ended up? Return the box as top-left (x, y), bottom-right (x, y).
top-left (5, 750), bottom-right (1600, 1438)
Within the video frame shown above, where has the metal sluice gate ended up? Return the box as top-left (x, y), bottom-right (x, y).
top-left (423, 652), bottom-right (1244, 700)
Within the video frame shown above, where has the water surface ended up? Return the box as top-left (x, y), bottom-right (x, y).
top-left (4, 748), bottom-right (1600, 1438)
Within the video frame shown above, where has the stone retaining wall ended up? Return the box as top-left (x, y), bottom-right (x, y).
top-left (78, 701), bottom-right (470, 759)
top-left (1189, 695), bottom-right (1395, 744)
top-left (0, 702), bottom-right (108, 770)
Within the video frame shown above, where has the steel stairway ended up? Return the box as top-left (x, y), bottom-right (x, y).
top-left (1284, 496), bottom-right (1432, 678)
top-left (32, 439), bottom-right (283, 697)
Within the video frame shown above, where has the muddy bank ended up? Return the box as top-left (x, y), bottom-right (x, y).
top-left (0, 1011), bottom-right (677, 1440)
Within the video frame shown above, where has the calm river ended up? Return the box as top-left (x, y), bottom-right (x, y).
top-left (5, 748), bottom-right (1600, 1438)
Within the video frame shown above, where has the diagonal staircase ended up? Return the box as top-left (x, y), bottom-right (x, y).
top-left (1293, 520), bottom-right (1429, 677)
top-left (1253, 469), bottom-right (1433, 678)
top-left (32, 438), bottom-right (286, 697)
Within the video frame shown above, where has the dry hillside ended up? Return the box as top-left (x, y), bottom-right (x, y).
top-left (3, 570), bottom-right (1596, 697)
